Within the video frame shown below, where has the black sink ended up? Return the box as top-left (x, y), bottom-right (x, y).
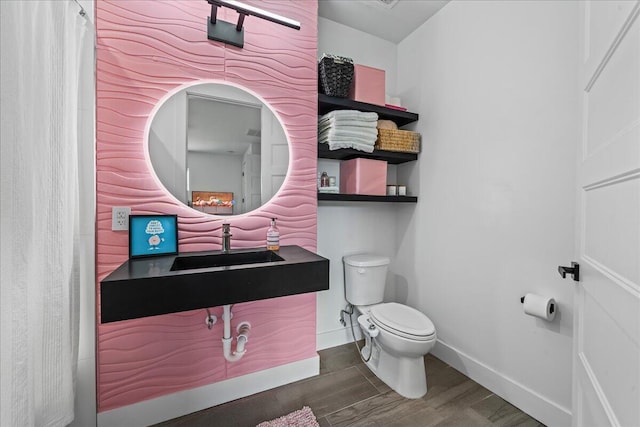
top-left (100, 245), bottom-right (329, 323)
top-left (171, 250), bottom-right (284, 271)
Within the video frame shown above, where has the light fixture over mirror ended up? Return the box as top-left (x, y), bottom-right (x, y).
top-left (147, 82), bottom-right (289, 217)
top-left (206, 0), bottom-right (301, 48)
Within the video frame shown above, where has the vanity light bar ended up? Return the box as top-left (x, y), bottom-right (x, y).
top-left (206, 0), bottom-right (300, 48)
top-left (212, 0), bottom-right (301, 30)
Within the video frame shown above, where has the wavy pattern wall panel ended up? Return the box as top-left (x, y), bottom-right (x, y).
top-left (96, 0), bottom-right (318, 412)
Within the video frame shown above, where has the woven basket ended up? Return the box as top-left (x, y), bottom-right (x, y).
top-left (318, 54), bottom-right (354, 98)
top-left (375, 128), bottom-right (420, 153)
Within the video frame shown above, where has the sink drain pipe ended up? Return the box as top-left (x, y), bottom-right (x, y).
top-left (222, 304), bottom-right (251, 362)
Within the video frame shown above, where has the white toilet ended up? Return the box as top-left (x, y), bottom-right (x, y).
top-left (343, 254), bottom-right (436, 399)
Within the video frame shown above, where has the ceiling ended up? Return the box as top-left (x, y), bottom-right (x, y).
top-left (318, 0), bottom-right (450, 44)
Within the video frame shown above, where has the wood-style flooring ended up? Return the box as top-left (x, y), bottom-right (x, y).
top-left (154, 342), bottom-right (545, 427)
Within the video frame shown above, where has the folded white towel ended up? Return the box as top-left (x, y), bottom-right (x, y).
top-left (327, 141), bottom-right (375, 153)
top-left (318, 133), bottom-right (378, 145)
top-left (319, 118), bottom-right (379, 131)
top-left (319, 110), bottom-right (379, 123)
top-left (318, 186), bottom-right (340, 193)
top-left (320, 140), bottom-right (377, 153)
top-left (318, 122), bottom-right (378, 137)
top-left (318, 110), bottom-right (379, 154)
top-left (319, 118), bottom-right (378, 128)
top-left (319, 127), bottom-right (378, 139)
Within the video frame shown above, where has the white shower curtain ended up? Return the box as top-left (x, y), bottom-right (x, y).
top-left (1, 1), bottom-right (88, 426)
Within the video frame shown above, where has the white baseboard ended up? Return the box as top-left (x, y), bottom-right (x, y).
top-left (431, 340), bottom-right (571, 427)
top-left (316, 325), bottom-right (362, 350)
top-left (97, 355), bottom-right (319, 427)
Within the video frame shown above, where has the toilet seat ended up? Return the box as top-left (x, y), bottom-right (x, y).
top-left (370, 303), bottom-right (435, 341)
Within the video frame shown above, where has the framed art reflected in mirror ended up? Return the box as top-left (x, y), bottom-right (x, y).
top-left (191, 191), bottom-right (234, 215)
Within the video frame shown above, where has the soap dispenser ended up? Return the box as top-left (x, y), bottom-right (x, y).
top-left (266, 218), bottom-right (280, 251)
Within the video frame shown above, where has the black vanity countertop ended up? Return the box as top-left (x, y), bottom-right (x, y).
top-left (100, 245), bottom-right (329, 323)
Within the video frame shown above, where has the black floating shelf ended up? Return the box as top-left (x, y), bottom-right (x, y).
top-left (319, 94), bottom-right (419, 127)
top-left (317, 143), bottom-right (417, 165)
top-left (318, 193), bottom-right (418, 203)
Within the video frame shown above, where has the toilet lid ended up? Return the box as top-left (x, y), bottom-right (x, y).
top-left (370, 303), bottom-right (435, 339)
top-left (343, 254), bottom-right (390, 267)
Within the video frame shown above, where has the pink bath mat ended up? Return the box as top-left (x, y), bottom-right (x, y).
top-left (256, 406), bottom-right (320, 427)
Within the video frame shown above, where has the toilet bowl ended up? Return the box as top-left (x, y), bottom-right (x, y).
top-left (343, 254), bottom-right (437, 399)
top-left (356, 303), bottom-right (436, 398)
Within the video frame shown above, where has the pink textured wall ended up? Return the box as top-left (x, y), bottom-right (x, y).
top-left (96, 0), bottom-right (318, 412)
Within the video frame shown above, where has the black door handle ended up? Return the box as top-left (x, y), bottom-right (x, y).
top-left (558, 262), bottom-right (580, 281)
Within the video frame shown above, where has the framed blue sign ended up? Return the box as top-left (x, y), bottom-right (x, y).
top-left (129, 214), bottom-right (178, 259)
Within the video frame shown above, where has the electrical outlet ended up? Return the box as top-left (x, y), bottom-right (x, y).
top-left (112, 207), bottom-right (131, 231)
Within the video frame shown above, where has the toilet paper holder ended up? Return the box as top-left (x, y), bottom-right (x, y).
top-left (520, 295), bottom-right (555, 314)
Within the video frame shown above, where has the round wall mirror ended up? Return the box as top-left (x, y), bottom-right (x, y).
top-left (148, 82), bottom-right (290, 216)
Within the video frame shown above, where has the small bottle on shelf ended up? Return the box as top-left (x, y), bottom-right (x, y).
top-left (320, 171), bottom-right (329, 187)
top-left (266, 218), bottom-right (280, 251)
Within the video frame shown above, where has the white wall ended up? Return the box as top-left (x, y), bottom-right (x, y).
top-left (188, 152), bottom-right (242, 197)
top-left (395, 1), bottom-right (579, 425)
top-left (316, 18), bottom-right (401, 349)
top-left (188, 151), bottom-right (242, 204)
top-left (318, 17), bottom-right (399, 99)
top-left (149, 91), bottom-right (188, 203)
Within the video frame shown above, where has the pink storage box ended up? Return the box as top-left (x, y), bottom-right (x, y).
top-left (340, 158), bottom-right (387, 195)
top-left (348, 64), bottom-right (385, 106)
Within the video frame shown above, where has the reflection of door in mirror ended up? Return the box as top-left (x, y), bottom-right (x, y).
top-left (148, 82), bottom-right (289, 217)
top-left (242, 154), bottom-right (261, 213)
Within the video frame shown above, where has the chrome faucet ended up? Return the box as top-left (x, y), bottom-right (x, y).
top-left (221, 223), bottom-right (232, 253)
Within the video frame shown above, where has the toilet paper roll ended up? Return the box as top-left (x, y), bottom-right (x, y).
top-left (523, 293), bottom-right (556, 321)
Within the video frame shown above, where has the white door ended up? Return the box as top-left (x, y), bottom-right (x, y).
top-left (242, 153), bottom-right (261, 214)
top-left (241, 157), bottom-right (248, 214)
top-left (573, 2), bottom-right (640, 426)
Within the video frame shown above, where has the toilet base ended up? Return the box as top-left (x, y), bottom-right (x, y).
top-left (362, 339), bottom-right (428, 399)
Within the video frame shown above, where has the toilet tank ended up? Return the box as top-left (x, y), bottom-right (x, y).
top-left (343, 254), bottom-right (390, 306)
